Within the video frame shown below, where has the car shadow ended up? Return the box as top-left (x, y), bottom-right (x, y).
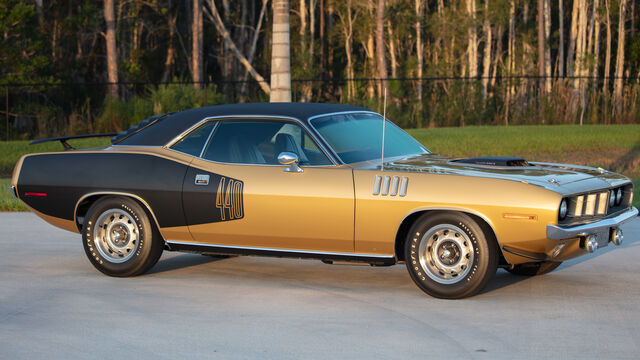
top-left (146, 251), bottom-right (535, 296)
top-left (479, 269), bottom-right (531, 294)
top-left (147, 253), bottom-right (229, 274)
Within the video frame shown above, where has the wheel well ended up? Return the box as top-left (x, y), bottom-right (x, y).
top-left (394, 210), bottom-right (508, 266)
top-left (74, 194), bottom-right (163, 241)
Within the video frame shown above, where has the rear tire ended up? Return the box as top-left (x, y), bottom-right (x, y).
top-left (404, 212), bottom-right (498, 299)
top-left (506, 261), bottom-right (562, 276)
top-left (82, 197), bottom-right (163, 277)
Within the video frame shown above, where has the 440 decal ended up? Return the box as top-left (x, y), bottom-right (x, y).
top-left (215, 177), bottom-right (244, 221)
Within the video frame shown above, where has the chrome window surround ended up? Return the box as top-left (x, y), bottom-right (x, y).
top-left (198, 121), bottom-right (219, 158)
top-left (307, 111), bottom-right (430, 164)
top-left (164, 114), bottom-right (340, 166)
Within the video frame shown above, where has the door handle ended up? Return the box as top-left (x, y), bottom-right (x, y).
top-left (195, 174), bottom-right (210, 185)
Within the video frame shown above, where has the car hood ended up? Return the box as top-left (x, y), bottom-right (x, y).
top-left (352, 154), bottom-right (631, 195)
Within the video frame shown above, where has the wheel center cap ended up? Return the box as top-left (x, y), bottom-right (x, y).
top-left (111, 225), bottom-right (129, 246)
top-left (438, 241), bottom-right (461, 265)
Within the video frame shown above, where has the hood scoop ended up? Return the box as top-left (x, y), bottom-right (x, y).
top-left (452, 156), bottom-right (532, 167)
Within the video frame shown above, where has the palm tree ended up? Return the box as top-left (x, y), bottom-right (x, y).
top-left (270, 0), bottom-right (292, 102)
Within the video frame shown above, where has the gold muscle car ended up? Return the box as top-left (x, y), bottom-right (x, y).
top-left (10, 103), bottom-right (638, 298)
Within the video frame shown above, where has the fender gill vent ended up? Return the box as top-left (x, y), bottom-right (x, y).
top-left (373, 175), bottom-right (408, 197)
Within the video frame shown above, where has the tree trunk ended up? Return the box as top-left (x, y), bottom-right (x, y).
top-left (376, 0), bottom-right (387, 95)
top-left (613, 0), bottom-right (627, 110)
top-left (192, 0), bottom-right (203, 88)
top-left (299, 0), bottom-right (311, 101)
top-left (537, 0), bottom-right (546, 93)
top-left (559, 0), bottom-right (565, 77)
top-left (506, 0), bottom-right (516, 125)
top-left (467, 0), bottom-right (478, 79)
top-left (241, 0), bottom-right (268, 95)
top-left (568, 0), bottom-right (579, 76)
top-left (574, 0), bottom-right (587, 90)
top-left (604, 0), bottom-right (612, 91)
top-left (104, 0), bottom-right (118, 98)
top-left (593, 0), bottom-right (601, 80)
top-left (339, 0), bottom-right (356, 99)
top-left (387, 20), bottom-right (397, 78)
top-left (205, 0), bottom-right (271, 95)
top-left (415, 0), bottom-right (424, 126)
top-left (482, 0), bottom-right (492, 99)
top-left (35, 0), bottom-right (44, 27)
top-left (320, 0), bottom-right (325, 70)
top-left (309, 0), bottom-right (316, 71)
top-left (271, 0), bottom-right (292, 102)
top-left (162, 11), bottom-right (178, 83)
top-left (544, 0), bottom-right (552, 92)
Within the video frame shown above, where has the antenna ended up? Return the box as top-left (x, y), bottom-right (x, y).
top-left (381, 87), bottom-right (387, 171)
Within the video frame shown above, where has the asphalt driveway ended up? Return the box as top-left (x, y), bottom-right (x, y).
top-left (1, 212), bottom-right (639, 359)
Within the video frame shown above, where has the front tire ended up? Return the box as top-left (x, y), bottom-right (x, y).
top-left (82, 197), bottom-right (163, 277)
top-left (405, 212), bottom-right (498, 299)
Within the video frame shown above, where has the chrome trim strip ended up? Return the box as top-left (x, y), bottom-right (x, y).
top-left (164, 114), bottom-right (339, 166)
top-left (546, 207), bottom-right (638, 240)
top-left (73, 192), bottom-right (165, 241)
top-left (199, 121), bottom-right (219, 158)
top-left (9, 185), bottom-right (17, 199)
top-left (307, 110), bottom-right (380, 122)
top-left (372, 175), bottom-right (382, 195)
top-left (165, 240), bottom-right (395, 259)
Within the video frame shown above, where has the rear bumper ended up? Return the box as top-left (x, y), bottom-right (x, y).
top-left (546, 207), bottom-right (638, 240)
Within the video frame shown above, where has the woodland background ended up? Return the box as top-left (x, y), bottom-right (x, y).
top-left (1, 0), bottom-right (640, 139)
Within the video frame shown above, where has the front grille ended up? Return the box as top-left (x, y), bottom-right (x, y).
top-left (561, 183), bottom-right (634, 225)
top-left (569, 191), bottom-right (609, 218)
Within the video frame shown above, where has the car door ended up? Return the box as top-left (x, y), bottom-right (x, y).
top-left (179, 119), bottom-right (355, 253)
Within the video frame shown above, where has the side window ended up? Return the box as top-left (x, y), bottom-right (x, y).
top-left (170, 121), bottom-right (216, 156)
top-left (202, 121), bottom-right (332, 166)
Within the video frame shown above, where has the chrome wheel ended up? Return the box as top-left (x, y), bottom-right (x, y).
top-left (93, 209), bottom-right (139, 263)
top-left (418, 224), bottom-right (475, 284)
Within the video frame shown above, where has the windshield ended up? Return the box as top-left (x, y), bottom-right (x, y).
top-left (310, 112), bottom-right (429, 164)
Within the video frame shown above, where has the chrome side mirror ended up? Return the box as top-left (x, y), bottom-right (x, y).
top-left (278, 152), bottom-right (303, 173)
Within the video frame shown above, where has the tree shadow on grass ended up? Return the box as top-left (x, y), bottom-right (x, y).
top-left (610, 136), bottom-right (640, 175)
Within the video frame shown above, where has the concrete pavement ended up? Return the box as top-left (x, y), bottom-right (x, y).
top-left (1, 212), bottom-right (639, 359)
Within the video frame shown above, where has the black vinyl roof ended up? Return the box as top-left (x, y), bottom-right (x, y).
top-left (114, 102), bottom-right (371, 146)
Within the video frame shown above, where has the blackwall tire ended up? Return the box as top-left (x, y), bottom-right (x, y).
top-left (506, 261), bottom-right (562, 276)
top-left (82, 197), bottom-right (163, 277)
top-left (404, 212), bottom-right (498, 299)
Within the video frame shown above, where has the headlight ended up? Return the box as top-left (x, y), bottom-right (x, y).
top-left (616, 188), bottom-right (623, 205)
top-left (559, 199), bottom-right (568, 220)
top-left (609, 190), bottom-right (615, 207)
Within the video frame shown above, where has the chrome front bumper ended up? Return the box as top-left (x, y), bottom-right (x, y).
top-left (547, 207), bottom-right (638, 240)
top-left (9, 185), bottom-right (17, 199)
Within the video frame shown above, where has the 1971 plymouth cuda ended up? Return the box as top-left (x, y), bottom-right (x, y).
top-left (10, 103), bottom-right (637, 298)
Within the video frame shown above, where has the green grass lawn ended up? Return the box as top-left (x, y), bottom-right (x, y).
top-left (407, 124), bottom-right (640, 158)
top-left (1, 125), bottom-right (639, 211)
